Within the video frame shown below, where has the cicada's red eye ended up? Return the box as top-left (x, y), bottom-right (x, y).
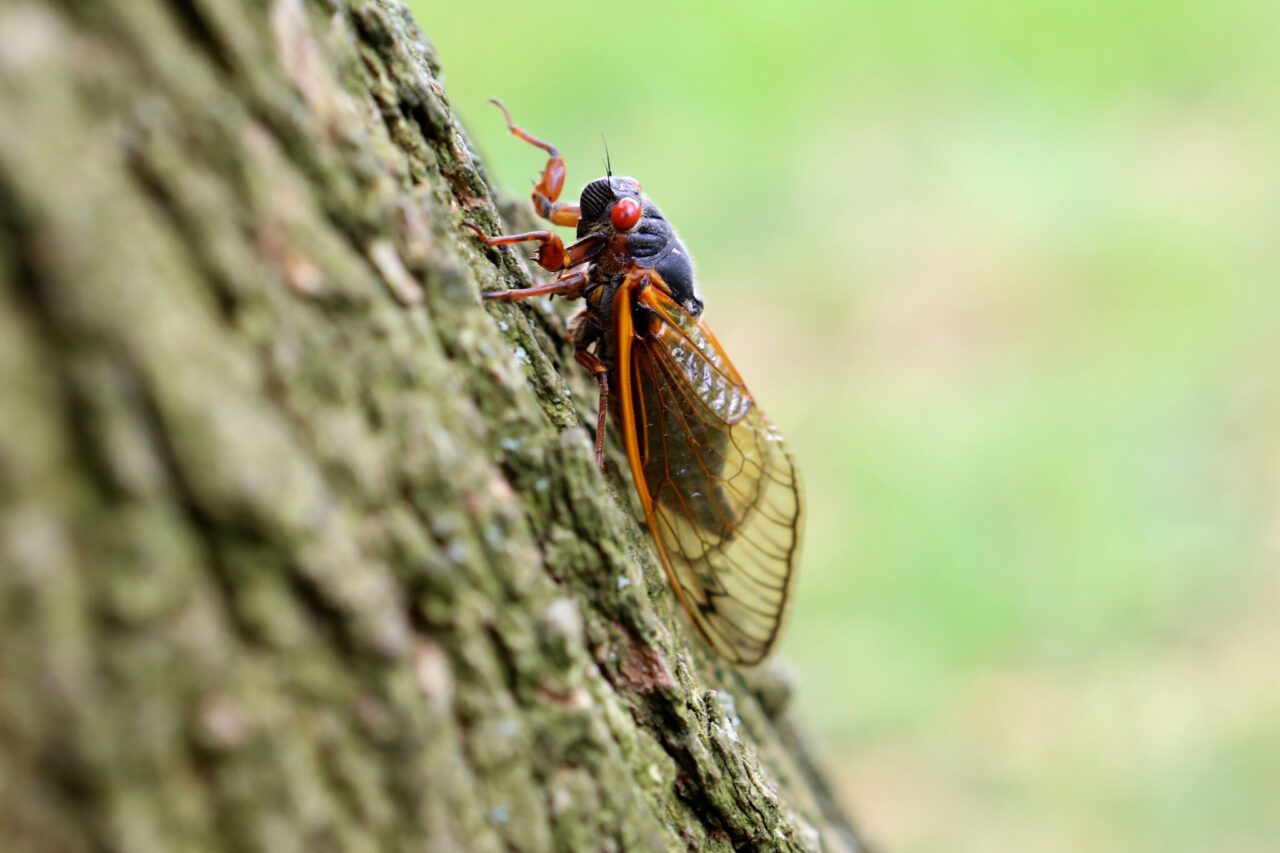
top-left (610, 197), bottom-right (642, 231)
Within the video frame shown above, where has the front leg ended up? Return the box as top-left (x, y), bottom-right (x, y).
top-left (489, 99), bottom-right (581, 228)
top-left (463, 223), bottom-right (606, 274)
top-left (462, 222), bottom-right (570, 272)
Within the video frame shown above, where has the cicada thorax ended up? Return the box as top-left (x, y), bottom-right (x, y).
top-left (577, 177), bottom-right (703, 318)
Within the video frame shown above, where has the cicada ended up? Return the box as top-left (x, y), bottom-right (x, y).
top-left (466, 101), bottom-right (803, 665)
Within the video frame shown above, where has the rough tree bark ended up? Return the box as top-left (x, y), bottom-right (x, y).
top-left (0, 1), bottom-right (865, 850)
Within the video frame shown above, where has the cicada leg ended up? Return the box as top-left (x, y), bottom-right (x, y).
top-left (481, 268), bottom-right (589, 302)
top-left (489, 99), bottom-right (581, 228)
top-left (573, 348), bottom-right (610, 470)
top-left (462, 222), bottom-right (570, 272)
top-left (462, 222), bottom-right (605, 274)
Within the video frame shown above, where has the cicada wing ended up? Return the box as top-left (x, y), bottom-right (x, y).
top-left (618, 281), bottom-right (803, 665)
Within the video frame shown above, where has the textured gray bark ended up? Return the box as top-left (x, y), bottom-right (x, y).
top-left (0, 1), bottom-right (865, 850)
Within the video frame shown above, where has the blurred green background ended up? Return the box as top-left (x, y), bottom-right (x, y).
top-left (418, 1), bottom-right (1280, 849)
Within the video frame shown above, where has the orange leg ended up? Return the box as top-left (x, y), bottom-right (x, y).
top-left (482, 269), bottom-right (588, 302)
top-left (575, 349), bottom-right (610, 470)
top-left (463, 222), bottom-right (569, 271)
top-left (490, 99), bottom-right (581, 227)
top-left (463, 222), bottom-right (606, 274)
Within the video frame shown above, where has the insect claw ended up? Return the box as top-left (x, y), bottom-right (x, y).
top-left (489, 98), bottom-right (515, 129)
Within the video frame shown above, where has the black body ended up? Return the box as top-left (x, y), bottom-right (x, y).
top-left (577, 177), bottom-right (702, 318)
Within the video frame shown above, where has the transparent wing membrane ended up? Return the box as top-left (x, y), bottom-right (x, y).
top-left (623, 284), bottom-right (803, 665)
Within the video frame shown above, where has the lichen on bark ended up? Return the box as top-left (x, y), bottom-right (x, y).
top-left (0, 1), bottom-right (865, 850)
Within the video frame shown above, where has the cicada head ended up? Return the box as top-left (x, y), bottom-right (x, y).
top-left (577, 176), bottom-right (642, 236)
top-left (577, 175), bottom-right (702, 317)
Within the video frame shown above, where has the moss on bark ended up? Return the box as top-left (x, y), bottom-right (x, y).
top-left (0, 1), bottom-right (866, 850)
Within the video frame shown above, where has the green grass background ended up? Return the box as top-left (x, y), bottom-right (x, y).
top-left (416, 2), bottom-right (1280, 849)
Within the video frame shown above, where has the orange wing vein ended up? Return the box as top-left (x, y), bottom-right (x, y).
top-left (614, 273), bottom-right (803, 665)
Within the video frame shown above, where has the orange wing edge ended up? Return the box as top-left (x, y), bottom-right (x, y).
top-left (614, 268), bottom-right (797, 667)
top-left (613, 269), bottom-right (711, 646)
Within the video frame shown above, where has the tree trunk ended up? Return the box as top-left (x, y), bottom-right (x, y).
top-left (0, 1), bottom-right (865, 850)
